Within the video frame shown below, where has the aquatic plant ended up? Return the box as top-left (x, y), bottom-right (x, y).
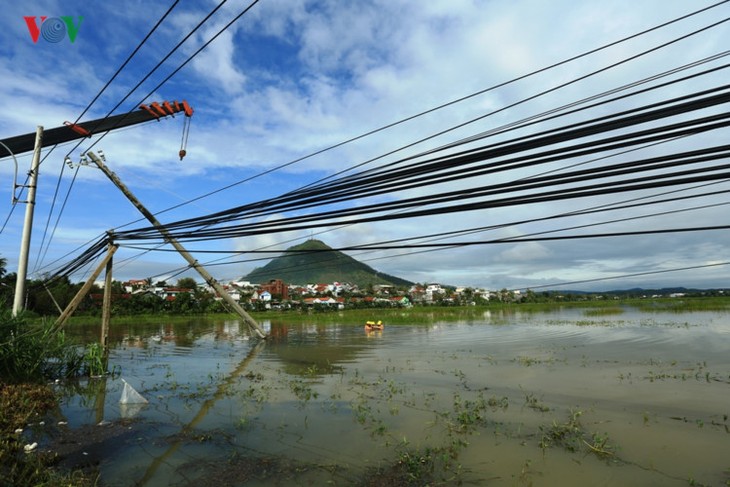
top-left (82, 342), bottom-right (109, 377)
top-left (524, 392), bottom-right (551, 412)
top-left (538, 408), bottom-right (616, 458)
top-left (289, 378), bottom-right (319, 403)
top-left (0, 310), bottom-right (88, 382)
top-left (583, 307), bottom-right (625, 316)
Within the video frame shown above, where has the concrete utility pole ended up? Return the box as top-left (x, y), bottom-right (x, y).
top-left (86, 151), bottom-right (267, 339)
top-left (12, 126), bottom-right (43, 317)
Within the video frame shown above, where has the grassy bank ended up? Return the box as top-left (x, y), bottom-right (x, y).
top-left (256, 297), bottom-right (730, 324)
top-left (0, 311), bottom-right (99, 486)
top-left (0, 382), bottom-right (99, 486)
top-left (49, 295), bottom-right (730, 328)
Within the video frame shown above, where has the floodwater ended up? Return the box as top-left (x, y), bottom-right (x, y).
top-left (51, 307), bottom-right (729, 486)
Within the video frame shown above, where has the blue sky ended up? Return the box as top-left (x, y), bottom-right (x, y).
top-left (1, 0), bottom-right (730, 291)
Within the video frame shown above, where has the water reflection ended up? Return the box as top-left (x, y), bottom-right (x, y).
top-left (54, 309), bottom-right (730, 487)
top-left (264, 322), bottom-right (374, 376)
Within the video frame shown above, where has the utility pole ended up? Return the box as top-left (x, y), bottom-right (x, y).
top-left (12, 126), bottom-right (43, 317)
top-left (86, 151), bottom-right (267, 339)
top-left (101, 237), bottom-right (114, 366)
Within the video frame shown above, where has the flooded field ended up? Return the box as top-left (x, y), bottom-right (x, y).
top-left (45, 307), bottom-right (730, 485)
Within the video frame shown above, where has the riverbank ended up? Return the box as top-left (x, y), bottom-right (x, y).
top-left (0, 382), bottom-right (100, 486)
top-left (51, 295), bottom-right (730, 327)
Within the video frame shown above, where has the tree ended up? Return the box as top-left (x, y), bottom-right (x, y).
top-left (110, 280), bottom-right (125, 294)
top-left (176, 277), bottom-right (198, 291)
top-left (167, 292), bottom-right (195, 314)
top-left (499, 288), bottom-right (512, 302)
top-left (460, 287), bottom-right (475, 304)
top-left (524, 289), bottom-right (537, 303)
top-left (0, 257), bottom-right (13, 308)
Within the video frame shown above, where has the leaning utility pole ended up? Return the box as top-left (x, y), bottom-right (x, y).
top-left (86, 151), bottom-right (267, 339)
top-left (12, 126), bottom-right (43, 316)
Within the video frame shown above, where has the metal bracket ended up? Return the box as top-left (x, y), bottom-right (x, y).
top-left (65, 150), bottom-right (105, 170)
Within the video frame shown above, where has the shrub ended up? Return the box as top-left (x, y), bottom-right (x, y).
top-left (0, 309), bottom-right (84, 383)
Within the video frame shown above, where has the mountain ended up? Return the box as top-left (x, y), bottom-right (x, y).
top-left (242, 239), bottom-right (413, 288)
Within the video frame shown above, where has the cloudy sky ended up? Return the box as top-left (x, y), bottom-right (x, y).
top-left (1, 0), bottom-right (729, 291)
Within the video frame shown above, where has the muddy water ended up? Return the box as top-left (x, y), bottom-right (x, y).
top-left (57, 308), bottom-right (729, 486)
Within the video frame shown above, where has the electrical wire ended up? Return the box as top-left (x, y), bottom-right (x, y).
top-left (35, 1), bottom-right (730, 291)
top-left (28, 1), bottom-right (182, 273)
top-left (109, 86), bottom-right (730, 240)
top-left (128, 0), bottom-right (730, 219)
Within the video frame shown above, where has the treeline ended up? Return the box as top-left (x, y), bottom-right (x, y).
top-left (0, 259), bottom-right (226, 318)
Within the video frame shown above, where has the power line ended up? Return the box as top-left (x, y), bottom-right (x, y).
top-left (27, 1), bottom-right (182, 274)
top-left (109, 86), bottom-right (730, 241)
top-left (134, 0), bottom-right (730, 217)
top-left (46, 3), bottom-right (730, 279)
top-left (514, 261), bottom-right (730, 292)
top-left (36, 1), bottom-right (730, 291)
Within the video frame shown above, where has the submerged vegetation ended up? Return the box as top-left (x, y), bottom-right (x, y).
top-left (538, 409), bottom-right (617, 458)
top-left (0, 309), bottom-right (111, 486)
top-left (2, 292), bottom-right (730, 485)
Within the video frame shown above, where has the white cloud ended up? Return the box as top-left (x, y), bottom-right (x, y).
top-left (2, 0), bottom-right (729, 290)
top-left (190, 29), bottom-right (247, 94)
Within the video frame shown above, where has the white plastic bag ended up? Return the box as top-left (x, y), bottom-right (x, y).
top-left (119, 378), bottom-right (147, 404)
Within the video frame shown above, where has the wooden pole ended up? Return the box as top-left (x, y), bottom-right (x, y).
top-left (86, 151), bottom-right (267, 339)
top-left (42, 282), bottom-right (64, 314)
top-left (101, 239), bottom-right (114, 366)
top-left (54, 244), bottom-right (118, 331)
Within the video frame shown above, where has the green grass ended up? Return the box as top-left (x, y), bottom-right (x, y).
top-left (1, 311), bottom-right (87, 382)
top-left (51, 296), bottom-right (730, 328)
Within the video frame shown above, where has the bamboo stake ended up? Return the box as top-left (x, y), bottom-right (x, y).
top-left (54, 244), bottom-right (118, 331)
top-left (101, 239), bottom-right (114, 366)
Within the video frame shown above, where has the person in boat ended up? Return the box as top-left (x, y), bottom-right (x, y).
top-left (365, 320), bottom-right (383, 330)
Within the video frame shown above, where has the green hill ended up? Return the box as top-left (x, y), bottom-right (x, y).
top-left (242, 239), bottom-right (413, 288)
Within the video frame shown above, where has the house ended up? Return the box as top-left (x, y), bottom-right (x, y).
top-left (390, 296), bottom-right (411, 307)
top-left (425, 283), bottom-right (446, 302)
top-left (252, 290), bottom-right (272, 302)
top-left (303, 296), bottom-right (345, 309)
top-left (221, 284), bottom-right (241, 301)
top-left (123, 279), bottom-right (148, 293)
top-left (156, 287), bottom-right (194, 301)
top-left (373, 284), bottom-right (394, 295)
top-left (260, 279), bottom-right (289, 300)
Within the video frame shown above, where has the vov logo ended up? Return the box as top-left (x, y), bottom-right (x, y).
top-left (24, 16), bottom-right (83, 43)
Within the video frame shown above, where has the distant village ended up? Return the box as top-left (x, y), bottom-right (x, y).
top-left (118, 278), bottom-right (507, 309)
top-left (112, 277), bottom-right (721, 312)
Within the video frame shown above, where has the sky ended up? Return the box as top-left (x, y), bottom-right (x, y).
top-left (1, 0), bottom-right (730, 292)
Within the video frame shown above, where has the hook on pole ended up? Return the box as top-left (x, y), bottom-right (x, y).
top-left (179, 115), bottom-right (191, 161)
top-left (0, 140), bottom-right (22, 204)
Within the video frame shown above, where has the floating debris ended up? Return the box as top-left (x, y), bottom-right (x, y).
top-left (120, 379), bottom-right (148, 404)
